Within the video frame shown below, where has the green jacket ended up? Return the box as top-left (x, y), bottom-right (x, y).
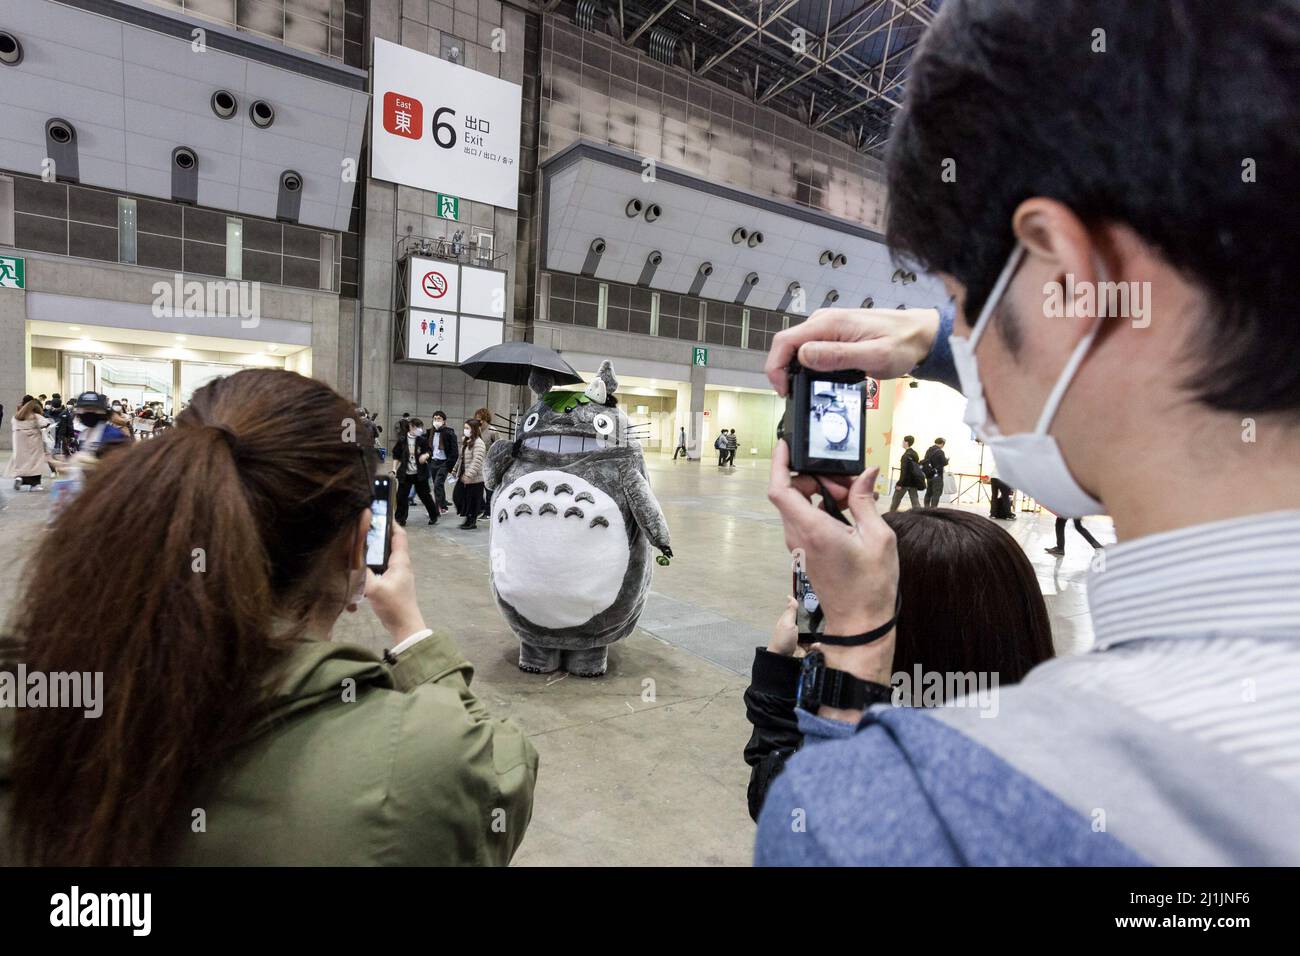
top-left (0, 632), bottom-right (538, 865)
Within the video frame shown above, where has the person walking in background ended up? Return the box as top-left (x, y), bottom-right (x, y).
top-left (674, 426), bottom-right (687, 460)
top-left (715, 431), bottom-right (727, 467)
top-left (454, 419), bottom-right (487, 530)
top-left (889, 435), bottom-right (925, 511)
top-left (1046, 515), bottom-right (1103, 557)
top-left (474, 407), bottom-right (497, 520)
top-left (427, 410), bottom-right (458, 514)
top-left (391, 418), bottom-right (438, 527)
top-left (6, 399), bottom-right (50, 491)
top-left (922, 437), bottom-right (949, 508)
top-left (724, 429), bottom-right (739, 466)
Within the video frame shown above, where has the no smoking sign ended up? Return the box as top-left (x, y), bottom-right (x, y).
top-left (409, 258), bottom-right (458, 309)
top-left (422, 271), bottom-right (448, 299)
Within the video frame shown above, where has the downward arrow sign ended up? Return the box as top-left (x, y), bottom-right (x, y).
top-left (426, 344), bottom-right (437, 355)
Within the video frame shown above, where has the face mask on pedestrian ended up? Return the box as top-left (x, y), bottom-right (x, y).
top-left (463, 427), bottom-right (472, 438)
top-left (948, 241), bottom-right (1105, 518)
top-left (412, 427), bottom-right (424, 437)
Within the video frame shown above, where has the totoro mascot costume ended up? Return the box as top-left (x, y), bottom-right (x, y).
top-left (484, 360), bottom-right (672, 677)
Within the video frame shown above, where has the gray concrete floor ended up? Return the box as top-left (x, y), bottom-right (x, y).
top-left (0, 450), bottom-right (1107, 865)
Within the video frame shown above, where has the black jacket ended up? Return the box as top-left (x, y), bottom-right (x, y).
top-left (391, 433), bottom-right (431, 477)
top-left (426, 425), bottom-right (459, 468)
top-left (742, 649), bottom-right (804, 822)
top-left (922, 445), bottom-right (949, 480)
top-left (898, 447), bottom-right (926, 489)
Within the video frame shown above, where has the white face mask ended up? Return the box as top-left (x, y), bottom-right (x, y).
top-left (464, 428), bottom-right (471, 438)
top-left (949, 242), bottom-right (1104, 518)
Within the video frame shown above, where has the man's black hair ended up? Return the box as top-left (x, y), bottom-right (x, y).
top-left (433, 410), bottom-right (446, 420)
top-left (904, 435), bottom-right (915, 445)
top-left (885, 0), bottom-right (1300, 414)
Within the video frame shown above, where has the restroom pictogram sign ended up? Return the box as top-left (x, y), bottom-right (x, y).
top-left (422, 271), bottom-right (448, 299)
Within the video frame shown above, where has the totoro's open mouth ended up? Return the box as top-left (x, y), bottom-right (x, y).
top-left (520, 434), bottom-right (610, 453)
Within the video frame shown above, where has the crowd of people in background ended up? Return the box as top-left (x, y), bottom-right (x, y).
top-left (715, 428), bottom-right (739, 467)
top-left (388, 406), bottom-right (496, 531)
top-left (5, 390), bottom-right (138, 490)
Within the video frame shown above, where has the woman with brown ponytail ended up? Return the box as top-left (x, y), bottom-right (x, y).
top-left (0, 369), bottom-right (536, 866)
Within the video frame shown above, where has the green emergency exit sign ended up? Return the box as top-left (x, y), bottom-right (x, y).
top-left (437, 193), bottom-right (460, 220)
top-left (0, 255), bottom-right (24, 290)
top-left (692, 346), bottom-right (708, 367)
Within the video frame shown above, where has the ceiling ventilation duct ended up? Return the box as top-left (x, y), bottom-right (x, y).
top-left (648, 26), bottom-right (679, 66)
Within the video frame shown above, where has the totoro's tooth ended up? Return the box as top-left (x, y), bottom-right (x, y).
top-left (563, 506), bottom-right (584, 519)
top-left (589, 516), bottom-right (609, 529)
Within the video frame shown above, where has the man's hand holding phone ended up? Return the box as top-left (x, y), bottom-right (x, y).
top-left (768, 441), bottom-right (899, 710)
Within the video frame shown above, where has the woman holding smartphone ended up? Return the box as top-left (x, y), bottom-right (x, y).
top-left (0, 369), bottom-right (536, 865)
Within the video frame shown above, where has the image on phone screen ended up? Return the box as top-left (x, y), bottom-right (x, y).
top-left (366, 497), bottom-right (389, 569)
top-left (808, 379), bottom-right (863, 462)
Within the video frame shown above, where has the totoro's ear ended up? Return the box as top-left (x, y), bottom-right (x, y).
top-left (597, 360), bottom-right (618, 397)
top-left (528, 369), bottom-right (555, 397)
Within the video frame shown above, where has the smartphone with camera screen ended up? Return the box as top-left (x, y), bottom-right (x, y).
top-left (782, 362), bottom-right (867, 476)
top-left (365, 476), bottom-right (394, 573)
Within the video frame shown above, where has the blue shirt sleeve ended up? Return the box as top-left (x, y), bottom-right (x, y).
top-left (910, 302), bottom-right (958, 391)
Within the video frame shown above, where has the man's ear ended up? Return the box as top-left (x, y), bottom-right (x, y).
top-left (1012, 197), bottom-right (1106, 328)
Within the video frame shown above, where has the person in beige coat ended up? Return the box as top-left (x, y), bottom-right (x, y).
top-left (454, 418), bottom-right (487, 529)
top-left (5, 399), bottom-right (50, 490)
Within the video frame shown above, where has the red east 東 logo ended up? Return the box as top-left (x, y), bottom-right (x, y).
top-left (383, 91), bottom-right (423, 140)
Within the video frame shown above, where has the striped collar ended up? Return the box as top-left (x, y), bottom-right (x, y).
top-left (1087, 510), bottom-right (1300, 649)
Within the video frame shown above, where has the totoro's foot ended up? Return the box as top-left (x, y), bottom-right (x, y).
top-left (518, 643), bottom-right (562, 674)
top-left (562, 647), bottom-right (609, 678)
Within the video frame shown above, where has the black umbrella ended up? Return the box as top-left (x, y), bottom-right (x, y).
top-left (459, 341), bottom-right (584, 386)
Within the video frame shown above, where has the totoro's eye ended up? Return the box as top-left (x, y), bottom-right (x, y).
top-left (523, 412), bottom-right (540, 432)
top-left (592, 413), bottom-right (614, 435)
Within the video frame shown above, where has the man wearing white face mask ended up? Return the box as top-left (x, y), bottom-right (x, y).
top-left (756, 0), bottom-right (1300, 866)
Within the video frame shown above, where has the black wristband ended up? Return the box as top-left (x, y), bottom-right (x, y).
top-left (814, 590), bottom-right (902, 647)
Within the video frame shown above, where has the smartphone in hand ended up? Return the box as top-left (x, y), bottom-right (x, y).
top-left (365, 476), bottom-right (394, 573)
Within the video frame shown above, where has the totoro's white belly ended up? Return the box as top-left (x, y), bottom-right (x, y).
top-left (489, 469), bottom-right (629, 629)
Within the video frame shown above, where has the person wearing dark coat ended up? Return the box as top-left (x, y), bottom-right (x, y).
top-left (391, 419), bottom-right (438, 526)
top-left (889, 435), bottom-right (926, 511)
top-left (425, 411), bottom-right (459, 513)
top-left (922, 437), bottom-right (950, 508)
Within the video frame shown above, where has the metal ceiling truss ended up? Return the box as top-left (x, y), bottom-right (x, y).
top-left (556, 0), bottom-right (937, 152)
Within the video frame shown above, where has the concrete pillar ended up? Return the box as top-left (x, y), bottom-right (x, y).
top-left (688, 361), bottom-right (706, 461)
top-left (0, 288), bottom-right (26, 451)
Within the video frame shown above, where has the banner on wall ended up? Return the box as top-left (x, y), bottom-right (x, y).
top-left (371, 38), bottom-right (522, 209)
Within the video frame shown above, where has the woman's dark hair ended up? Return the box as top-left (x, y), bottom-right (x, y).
top-left (886, 0), bottom-right (1300, 414)
top-left (883, 508), bottom-right (1053, 701)
top-left (7, 369), bottom-right (375, 865)
top-left (462, 417), bottom-right (481, 452)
